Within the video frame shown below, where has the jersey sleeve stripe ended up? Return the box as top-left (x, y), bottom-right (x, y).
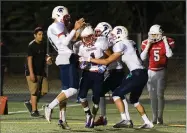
top-left (58, 32), bottom-right (65, 38)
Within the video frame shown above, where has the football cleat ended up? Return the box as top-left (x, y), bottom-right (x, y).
top-left (94, 116), bottom-right (107, 126)
top-left (85, 115), bottom-right (94, 128)
top-left (157, 118), bottom-right (164, 125)
top-left (44, 105), bottom-right (52, 123)
top-left (24, 100), bottom-right (32, 113)
top-left (138, 122), bottom-right (154, 129)
top-left (113, 120), bottom-right (133, 128)
top-left (30, 110), bottom-right (44, 118)
top-left (58, 120), bottom-right (71, 130)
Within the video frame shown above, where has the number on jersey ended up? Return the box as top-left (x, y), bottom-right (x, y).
top-left (153, 50), bottom-right (160, 61)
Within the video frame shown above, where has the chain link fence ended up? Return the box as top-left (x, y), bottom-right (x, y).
top-left (1, 31), bottom-right (186, 102)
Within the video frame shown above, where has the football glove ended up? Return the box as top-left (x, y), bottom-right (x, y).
top-left (98, 65), bottom-right (107, 73)
top-left (79, 61), bottom-right (88, 69)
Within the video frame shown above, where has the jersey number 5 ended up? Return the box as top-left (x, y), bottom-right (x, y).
top-left (154, 50), bottom-right (160, 61)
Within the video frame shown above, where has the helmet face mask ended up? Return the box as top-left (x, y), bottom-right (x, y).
top-left (94, 29), bottom-right (102, 37)
top-left (108, 26), bottom-right (128, 45)
top-left (108, 33), bottom-right (117, 45)
top-left (148, 24), bottom-right (163, 43)
top-left (94, 22), bottom-right (112, 38)
top-left (81, 26), bottom-right (95, 46)
top-left (82, 34), bottom-right (95, 46)
top-left (52, 6), bottom-right (70, 25)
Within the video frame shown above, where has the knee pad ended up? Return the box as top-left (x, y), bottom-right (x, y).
top-left (133, 102), bottom-right (140, 107)
top-left (79, 98), bottom-right (87, 103)
top-left (112, 96), bottom-right (120, 101)
top-left (93, 104), bottom-right (99, 109)
top-left (62, 88), bottom-right (77, 98)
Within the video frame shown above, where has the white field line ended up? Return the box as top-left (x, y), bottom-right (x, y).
top-left (8, 104), bottom-right (81, 114)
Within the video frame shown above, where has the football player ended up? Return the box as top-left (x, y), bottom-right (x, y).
top-left (80, 26), bottom-right (154, 129)
top-left (94, 22), bottom-right (133, 128)
top-left (140, 24), bottom-right (175, 124)
top-left (77, 25), bottom-right (108, 128)
top-left (44, 6), bottom-right (85, 129)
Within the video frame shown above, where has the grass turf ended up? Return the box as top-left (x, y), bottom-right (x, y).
top-left (0, 101), bottom-right (186, 133)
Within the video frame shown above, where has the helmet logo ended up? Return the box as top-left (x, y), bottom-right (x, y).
top-left (117, 28), bottom-right (122, 34)
top-left (58, 8), bottom-right (64, 13)
top-left (103, 24), bottom-right (109, 31)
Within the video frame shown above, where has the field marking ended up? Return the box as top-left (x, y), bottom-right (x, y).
top-left (1, 121), bottom-right (185, 127)
top-left (8, 104), bottom-right (81, 115)
top-left (108, 109), bottom-right (185, 112)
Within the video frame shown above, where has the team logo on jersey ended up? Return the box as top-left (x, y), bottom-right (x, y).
top-left (117, 28), bottom-right (122, 34)
top-left (58, 8), bottom-right (64, 13)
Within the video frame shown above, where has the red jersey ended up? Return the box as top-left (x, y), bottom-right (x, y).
top-left (141, 37), bottom-right (175, 71)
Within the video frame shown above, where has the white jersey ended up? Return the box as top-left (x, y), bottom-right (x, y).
top-left (113, 39), bottom-right (144, 71)
top-left (47, 22), bottom-right (76, 65)
top-left (79, 37), bottom-right (108, 71)
top-left (107, 41), bottom-right (123, 70)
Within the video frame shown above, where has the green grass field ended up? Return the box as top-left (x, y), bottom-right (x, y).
top-left (0, 100), bottom-right (186, 133)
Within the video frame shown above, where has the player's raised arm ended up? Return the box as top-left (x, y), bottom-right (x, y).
top-left (162, 36), bottom-right (174, 58)
top-left (51, 6), bottom-right (85, 46)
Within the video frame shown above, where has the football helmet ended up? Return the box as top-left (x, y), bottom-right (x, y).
top-left (108, 26), bottom-right (128, 45)
top-left (94, 22), bottom-right (112, 37)
top-left (148, 24), bottom-right (163, 43)
top-left (52, 6), bottom-right (71, 26)
top-left (81, 25), bottom-right (95, 46)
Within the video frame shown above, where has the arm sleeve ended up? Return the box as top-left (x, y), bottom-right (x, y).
top-left (140, 41), bottom-right (151, 61)
top-left (163, 36), bottom-right (173, 58)
top-left (58, 30), bottom-right (76, 46)
top-left (52, 23), bottom-right (76, 47)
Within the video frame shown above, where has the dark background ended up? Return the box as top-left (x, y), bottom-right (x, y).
top-left (1, 1), bottom-right (186, 32)
top-left (1, 1), bottom-right (186, 53)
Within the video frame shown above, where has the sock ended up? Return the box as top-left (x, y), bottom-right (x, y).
top-left (48, 98), bottom-right (59, 109)
top-left (123, 99), bottom-right (131, 120)
top-left (142, 114), bottom-right (151, 124)
top-left (99, 97), bottom-right (106, 117)
top-left (84, 107), bottom-right (91, 116)
top-left (59, 110), bottom-right (66, 122)
top-left (92, 104), bottom-right (99, 116)
top-left (120, 113), bottom-right (127, 120)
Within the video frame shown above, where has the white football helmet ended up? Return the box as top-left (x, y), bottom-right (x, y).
top-left (108, 26), bottom-right (128, 45)
top-left (81, 25), bottom-right (95, 46)
top-left (94, 22), bottom-right (112, 37)
top-left (52, 6), bottom-right (70, 26)
top-left (148, 24), bottom-right (163, 43)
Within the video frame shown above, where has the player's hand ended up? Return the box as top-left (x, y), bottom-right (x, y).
top-left (30, 73), bottom-right (36, 83)
top-left (162, 36), bottom-right (167, 41)
top-left (46, 56), bottom-right (52, 65)
top-left (79, 57), bottom-right (90, 62)
top-left (98, 65), bottom-right (107, 73)
top-left (74, 18), bottom-right (85, 30)
top-left (79, 61), bottom-right (88, 69)
top-left (147, 37), bottom-right (154, 44)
